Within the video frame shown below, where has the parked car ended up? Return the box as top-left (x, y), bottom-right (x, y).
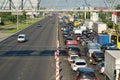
top-left (76, 67), bottom-right (98, 80)
top-left (68, 54), bottom-right (80, 64)
top-left (71, 58), bottom-right (87, 71)
top-left (17, 34), bottom-right (26, 42)
top-left (90, 51), bottom-right (104, 64)
top-left (96, 61), bottom-right (105, 74)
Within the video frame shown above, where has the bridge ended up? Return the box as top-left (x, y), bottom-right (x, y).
top-left (0, 0), bottom-right (120, 12)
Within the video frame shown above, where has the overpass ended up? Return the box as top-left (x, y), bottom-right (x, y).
top-left (0, 0), bottom-right (120, 12)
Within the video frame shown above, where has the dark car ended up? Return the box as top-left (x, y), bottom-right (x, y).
top-left (101, 43), bottom-right (118, 51)
top-left (76, 67), bottom-right (98, 80)
top-left (37, 23), bottom-right (42, 27)
top-left (90, 51), bottom-right (104, 64)
top-left (64, 36), bottom-right (73, 45)
top-left (66, 46), bottom-right (81, 56)
top-left (75, 34), bottom-right (82, 41)
top-left (63, 31), bottom-right (71, 38)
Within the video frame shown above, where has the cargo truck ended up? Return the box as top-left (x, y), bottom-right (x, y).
top-left (105, 50), bottom-right (120, 80)
top-left (92, 22), bottom-right (107, 34)
top-left (97, 34), bottom-right (109, 45)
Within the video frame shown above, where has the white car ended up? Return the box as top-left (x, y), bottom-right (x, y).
top-left (17, 34), bottom-right (26, 42)
top-left (71, 58), bottom-right (87, 71)
top-left (68, 54), bottom-right (80, 64)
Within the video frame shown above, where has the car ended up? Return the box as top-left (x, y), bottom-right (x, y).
top-left (96, 61), bottom-right (105, 74)
top-left (68, 54), bottom-right (80, 64)
top-left (90, 51), bottom-right (104, 64)
top-left (81, 38), bottom-right (91, 46)
top-left (37, 23), bottom-right (42, 27)
top-left (76, 67), bottom-right (98, 80)
top-left (86, 42), bottom-right (101, 59)
top-left (71, 58), bottom-right (87, 71)
top-left (75, 34), bottom-right (82, 41)
top-left (101, 43), bottom-right (118, 51)
top-left (66, 46), bottom-right (80, 56)
top-left (17, 34), bottom-right (26, 42)
top-left (63, 30), bottom-right (71, 38)
top-left (64, 36), bottom-right (73, 45)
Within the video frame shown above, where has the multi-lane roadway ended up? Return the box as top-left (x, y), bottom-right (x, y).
top-left (0, 16), bottom-right (57, 80)
top-left (0, 15), bottom-right (106, 80)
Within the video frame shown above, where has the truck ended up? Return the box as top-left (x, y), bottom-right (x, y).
top-left (105, 50), bottom-right (120, 80)
top-left (73, 28), bottom-right (82, 35)
top-left (97, 34), bottom-right (109, 45)
top-left (69, 16), bottom-right (74, 22)
top-left (92, 22), bottom-right (107, 34)
top-left (85, 20), bottom-right (94, 29)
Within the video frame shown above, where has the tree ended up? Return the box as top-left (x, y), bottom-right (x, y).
top-left (115, 4), bottom-right (120, 16)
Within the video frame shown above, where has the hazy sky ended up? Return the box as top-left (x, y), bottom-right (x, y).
top-left (0, 0), bottom-right (119, 9)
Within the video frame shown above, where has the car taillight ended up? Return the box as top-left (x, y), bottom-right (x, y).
top-left (69, 61), bottom-right (73, 64)
top-left (100, 67), bottom-right (102, 71)
top-left (76, 78), bottom-right (80, 80)
top-left (94, 78), bottom-right (99, 80)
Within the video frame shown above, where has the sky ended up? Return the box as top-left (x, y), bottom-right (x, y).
top-left (0, 0), bottom-right (119, 10)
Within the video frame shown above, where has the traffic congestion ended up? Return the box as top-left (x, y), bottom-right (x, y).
top-left (58, 13), bottom-right (120, 80)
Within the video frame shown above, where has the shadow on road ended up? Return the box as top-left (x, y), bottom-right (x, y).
top-left (0, 49), bottom-right (67, 57)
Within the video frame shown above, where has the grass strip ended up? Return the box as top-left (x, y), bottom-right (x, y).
top-left (2, 17), bottom-right (44, 33)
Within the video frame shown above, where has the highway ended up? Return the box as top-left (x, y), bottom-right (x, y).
top-left (0, 14), bottom-right (106, 80)
top-left (0, 16), bottom-right (57, 80)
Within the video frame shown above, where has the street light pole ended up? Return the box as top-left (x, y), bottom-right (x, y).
top-left (17, 9), bottom-right (19, 30)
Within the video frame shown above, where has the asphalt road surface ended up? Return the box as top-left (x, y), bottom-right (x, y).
top-left (0, 14), bottom-right (107, 80)
top-left (0, 16), bottom-right (57, 80)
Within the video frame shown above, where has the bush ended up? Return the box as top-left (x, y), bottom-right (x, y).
top-left (0, 21), bottom-right (4, 25)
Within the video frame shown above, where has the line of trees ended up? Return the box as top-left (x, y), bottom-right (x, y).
top-left (0, 12), bottom-right (26, 25)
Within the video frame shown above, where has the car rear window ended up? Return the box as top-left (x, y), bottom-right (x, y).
top-left (76, 62), bottom-right (86, 65)
top-left (68, 47), bottom-right (80, 52)
top-left (79, 72), bottom-right (96, 79)
top-left (18, 36), bottom-right (24, 38)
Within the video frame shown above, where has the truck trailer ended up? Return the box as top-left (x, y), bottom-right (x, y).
top-left (92, 22), bottom-right (107, 34)
top-left (105, 50), bottom-right (120, 80)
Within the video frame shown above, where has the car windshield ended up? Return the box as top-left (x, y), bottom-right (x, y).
top-left (96, 53), bottom-right (104, 57)
top-left (71, 56), bottom-right (79, 59)
top-left (90, 46), bottom-right (99, 49)
top-left (76, 62), bottom-right (86, 65)
top-left (79, 72), bottom-right (96, 78)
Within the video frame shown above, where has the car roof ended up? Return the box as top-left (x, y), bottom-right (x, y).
top-left (78, 67), bottom-right (94, 72)
top-left (18, 34), bottom-right (25, 36)
top-left (70, 54), bottom-right (79, 56)
top-left (74, 58), bottom-right (86, 62)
